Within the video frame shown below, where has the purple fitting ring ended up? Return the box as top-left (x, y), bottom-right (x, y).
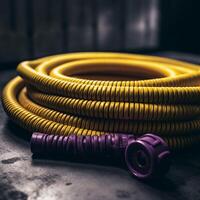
top-left (125, 134), bottom-right (171, 180)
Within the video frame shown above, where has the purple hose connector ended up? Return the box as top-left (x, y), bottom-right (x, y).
top-left (31, 132), bottom-right (171, 180)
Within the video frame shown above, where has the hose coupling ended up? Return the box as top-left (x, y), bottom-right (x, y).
top-left (31, 132), bottom-right (171, 180)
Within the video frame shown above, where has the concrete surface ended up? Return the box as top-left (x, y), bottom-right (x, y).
top-left (0, 53), bottom-right (200, 200)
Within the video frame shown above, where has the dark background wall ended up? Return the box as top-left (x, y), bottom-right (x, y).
top-left (159, 0), bottom-right (200, 54)
top-left (0, 0), bottom-right (199, 64)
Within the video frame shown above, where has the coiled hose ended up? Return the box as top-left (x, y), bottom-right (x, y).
top-left (2, 52), bottom-right (200, 150)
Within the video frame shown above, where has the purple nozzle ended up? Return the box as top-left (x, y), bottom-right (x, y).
top-left (30, 132), bottom-right (171, 180)
top-left (125, 134), bottom-right (171, 180)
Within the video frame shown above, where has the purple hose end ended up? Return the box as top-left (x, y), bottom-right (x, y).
top-left (30, 132), bottom-right (132, 157)
top-left (30, 132), bottom-right (46, 154)
top-left (30, 132), bottom-right (171, 180)
top-left (125, 133), bottom-right (171, 180)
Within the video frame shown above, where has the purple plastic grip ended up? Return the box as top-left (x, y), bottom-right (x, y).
top-left (30, 132), bottom-right (171, 180)
top-left (31, 133), bottom-right (131, 157)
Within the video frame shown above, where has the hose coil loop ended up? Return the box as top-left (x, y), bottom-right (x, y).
top-left (2, 52), bottom-right (200, 150)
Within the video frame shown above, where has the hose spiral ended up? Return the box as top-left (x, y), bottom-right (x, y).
top-left (2, 52), bottom-right (200, 150)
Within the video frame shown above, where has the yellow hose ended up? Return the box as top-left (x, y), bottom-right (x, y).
top-left (2, 52), bottom-right (200, 150)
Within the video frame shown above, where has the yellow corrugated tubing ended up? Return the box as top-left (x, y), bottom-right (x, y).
top-left (2, 52), bottom-right (200, 150)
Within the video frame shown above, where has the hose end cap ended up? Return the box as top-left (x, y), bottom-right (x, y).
top-left (125, 133), bottom-right (171, 180)
top-left (30, 132), bottom-right (47, 154)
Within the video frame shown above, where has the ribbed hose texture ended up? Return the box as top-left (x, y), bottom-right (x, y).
top-left (2, 52), bottom-right (200, 150)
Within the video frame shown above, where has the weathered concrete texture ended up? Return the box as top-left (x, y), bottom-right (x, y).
top-left (1, 119), bottom-right (200, 200)
top-left (0, 53), bottom-right (200, 200)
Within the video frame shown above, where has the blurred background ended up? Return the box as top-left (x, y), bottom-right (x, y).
top-left (0, 0), bottom-right (199, 66)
